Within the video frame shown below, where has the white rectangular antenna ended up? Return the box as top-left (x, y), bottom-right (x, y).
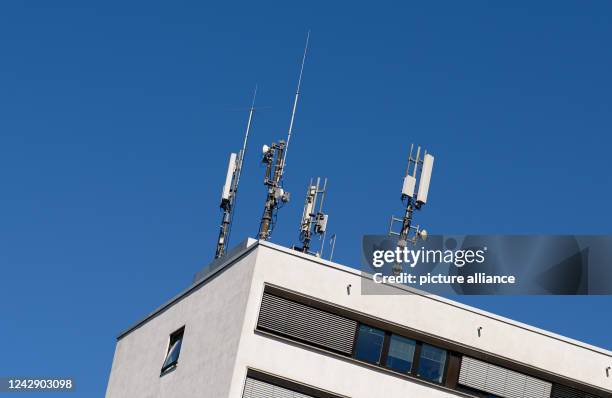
top-left (315, 213), bottom-right (328, 234)
top-left (304, 185), bottom-right (316, 219)
top-left (417, 153), bottom-right (434, 204)
top-left (402, 175), bottom-right (416, 198)
top-left (221, 152), bottom-right (237, 202)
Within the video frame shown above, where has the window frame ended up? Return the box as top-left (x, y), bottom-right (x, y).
top-left (414, 342), bottom-right (449, 384)
top-left (352, 324), bottom-right (449, 385)
top-left (382, 333), bottom-right (417, 374)
top-left (160, 326), bottom-right (185, 375)
top-left (352, 324), bottom-right (386, 365)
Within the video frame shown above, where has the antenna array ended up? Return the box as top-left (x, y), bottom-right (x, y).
top-left (210, 33), bottom-right (437, 271)
top-left (293, 177), bottom-right (329, 256)
top-left (388, 144), bottom-right (435, 271)
top-left (210, 31), bottom-right (434, 273)
top-left (214, 87), bottom-right (257, 259)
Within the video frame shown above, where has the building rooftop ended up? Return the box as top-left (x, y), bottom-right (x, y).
top-left (117, 238), bottom-right (612, 360)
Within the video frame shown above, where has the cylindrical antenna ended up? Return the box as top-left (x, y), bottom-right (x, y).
top-left (234, 85), bottom-right (258, 188)
top-left (281, 30), bottom-right (310, 172)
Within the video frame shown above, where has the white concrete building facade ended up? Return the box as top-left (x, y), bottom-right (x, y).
top-left (106, 240), bottom-right (612, 398)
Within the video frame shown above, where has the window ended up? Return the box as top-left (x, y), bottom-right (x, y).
top-left (385, 334), bottom-right (416, 373)
top-left (417, 343), bottom-right (447, 383)
top-left (161, 327), bottom-right (184, 374)
top-left (353, 325), bottom-right (385, 364)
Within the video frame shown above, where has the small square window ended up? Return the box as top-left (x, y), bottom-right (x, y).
top-left (385, 334), bottom-right (416, 373)
top-left (353, 325), bottom-right (385, 365)
top-left (417, 343), bottom-right (447, 383)
top-left (161, 327), bottom-right (184, 374)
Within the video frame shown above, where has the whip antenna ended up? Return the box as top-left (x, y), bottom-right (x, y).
top-left (281, 30), bottom-right (310, 172)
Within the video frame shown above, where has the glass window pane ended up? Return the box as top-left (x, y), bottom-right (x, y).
top-left (385, 334), bottom-right (416, 373)
top-left (354, 325), bottom-right (385, 365)
top-left (162, 337), bottom-right (182, 370)
top-left (417, 344), bottom-right (447, 383)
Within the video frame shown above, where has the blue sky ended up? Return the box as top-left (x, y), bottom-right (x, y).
top-left (1, 1), bottom-right (610, 396)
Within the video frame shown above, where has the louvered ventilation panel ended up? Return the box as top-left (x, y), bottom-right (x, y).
top-left (258, 293), bottom-right (357, 355)
top-left (242, 377), bottom-right (314, 398)
top-left (458, 356), bottom-right (552, 398)
top-left (551, 383), bottom-right (601, 398)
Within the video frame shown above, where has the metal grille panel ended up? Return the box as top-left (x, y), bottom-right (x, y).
top-left (459, 356), bottom-right (552, 398)
top-left (551, 383), bottom-right (601, 398)
top-left (243, 377), bottom-right (314, 398)
top-left (258, 293), bottom-right (357, 355)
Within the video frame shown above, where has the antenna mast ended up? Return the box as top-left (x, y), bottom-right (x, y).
top-left (293, 177), bottom-right (329, 256)
top-left (215, 86), bottom-right (257, 259)
top-left (388, 144), bottom-right (435, 273)
top-left (257, 32), bottom-right (310, 240)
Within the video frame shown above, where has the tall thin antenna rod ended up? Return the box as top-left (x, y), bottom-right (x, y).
top-left (215, 86), bottom-right (258, 259)
top-left (329, 234), bottom-right (337, 261)
top-left (281, 30), bottom-right (310, 172)
top-left (235, 85), bottom-right (257, 189)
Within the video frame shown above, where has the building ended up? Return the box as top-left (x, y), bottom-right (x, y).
top-left (105, 239), bottom-right (612, 398)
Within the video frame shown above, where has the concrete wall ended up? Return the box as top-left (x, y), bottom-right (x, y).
top-left (227, 242), bottom-right (612, 397)
top-left (106, 241), bottom-right (611, 397)
top-left (105, 250), bottom-right (257, 398)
